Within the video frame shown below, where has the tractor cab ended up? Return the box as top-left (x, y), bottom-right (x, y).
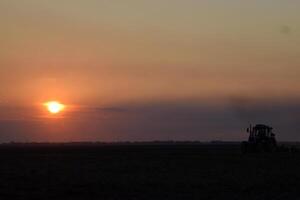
top-left (242, 124), bottom-right (277, 153)
top-left (248, 124), bottom-right (276, 144)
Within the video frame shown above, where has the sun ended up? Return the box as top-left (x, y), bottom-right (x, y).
top-left (44, 101), bottom-right (65, 114)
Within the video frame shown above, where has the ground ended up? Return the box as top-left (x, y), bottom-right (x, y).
top-left (0, 143), bottom-right (299, 199)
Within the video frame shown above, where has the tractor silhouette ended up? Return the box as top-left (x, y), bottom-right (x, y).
top-left (241, 124), bottom-right (278, 153)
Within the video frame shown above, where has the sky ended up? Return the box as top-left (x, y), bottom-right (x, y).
top-left (0, 0), bottom-right (300, 142)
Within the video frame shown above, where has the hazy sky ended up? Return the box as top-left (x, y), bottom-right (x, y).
top-left (0, 1), bottom-right (299, 142)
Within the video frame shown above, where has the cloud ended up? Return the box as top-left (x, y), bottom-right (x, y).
top-left (0, 99), bottom-right (300, 142)
top-left (229, 97), bottom-right (300, 140)
top-left (280, 25), bottom-right (292, 35)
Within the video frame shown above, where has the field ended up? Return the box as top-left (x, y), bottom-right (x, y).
top-left (0, 143), bottom-right (300, 199)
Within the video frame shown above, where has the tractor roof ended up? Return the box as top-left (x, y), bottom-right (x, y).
top-left (254, 124), bottom-right (273, 130)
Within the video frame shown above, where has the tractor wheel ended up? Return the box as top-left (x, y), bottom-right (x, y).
top-left (241, 142), bottom-right (248, 154)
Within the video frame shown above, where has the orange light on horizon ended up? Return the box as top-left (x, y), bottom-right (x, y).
top-left (44, 101), bottom-right (65, 114)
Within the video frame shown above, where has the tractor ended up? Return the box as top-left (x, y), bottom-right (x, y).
top-left (241, 124), bottom-right (278, 153)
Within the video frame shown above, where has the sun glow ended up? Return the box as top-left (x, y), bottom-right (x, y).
top-left (44, 101), bottom-right (65, 114)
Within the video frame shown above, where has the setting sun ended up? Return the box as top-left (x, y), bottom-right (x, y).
top-left (44, 101), bottom-right (65, 114)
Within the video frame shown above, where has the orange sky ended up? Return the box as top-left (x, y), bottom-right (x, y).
top-left (0, 1), bottom-right (299, 141)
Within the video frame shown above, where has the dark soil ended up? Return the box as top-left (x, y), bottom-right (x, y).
top-left (0, 144), bottom-right (299, 199)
